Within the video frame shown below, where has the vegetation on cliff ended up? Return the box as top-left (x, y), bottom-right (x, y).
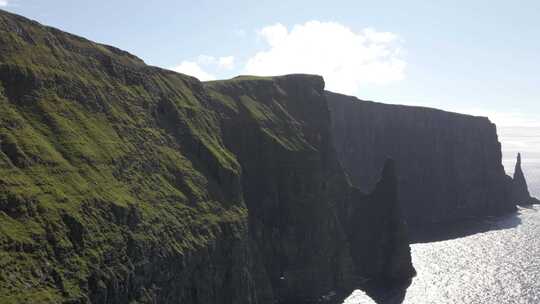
top-left (0, 9), bottom-right (249, 303)
top-left (0, 10), bottom-right (414, 304)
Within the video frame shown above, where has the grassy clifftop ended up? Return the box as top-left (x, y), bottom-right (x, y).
top-left (0, 9), bottom-right (247, 303)
top-left (0, 10), bottom-right (415, 304)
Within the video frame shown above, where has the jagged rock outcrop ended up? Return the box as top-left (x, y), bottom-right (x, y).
top-left (347, 159), bottom-right (414, 288)
top-left (511, 153), bottom-right (539, 205)
top-left (327, 91), bottom-right (516, 230)
top-left (0, 10), bottom-right (414, 304)
top-left (206, 75), bottom-right (415, 303)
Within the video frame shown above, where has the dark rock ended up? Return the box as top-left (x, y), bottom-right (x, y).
top-left (347, 159), bottom-right (415, 290)
top-left (0, 10), bottom-right (414, 304)
top-left (327, 91), bottom-right (516, 232)
top-left (207, 75), bottom-right (415, 303)
top-left (511, 153), bottom-right (540, 205)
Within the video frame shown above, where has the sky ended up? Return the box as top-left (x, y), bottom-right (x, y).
top-left (2, 0), bottom-right (540, 176)
top-left (2, 0), bottom-right (539, 125)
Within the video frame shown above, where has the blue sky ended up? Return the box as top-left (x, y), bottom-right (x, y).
top-left (2, 0), bottom-right (540, 128)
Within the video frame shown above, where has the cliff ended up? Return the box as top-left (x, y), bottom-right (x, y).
top-left (0, 10), bottom-right (414, 304)
top-left (206, 76), bottom-right (415, 302)
top-left (511, 153), bottom-right (539, 205)
top-left (346, 159), bottom-right (414, 289)
top-left (327, 91), bottom-right (516, 230)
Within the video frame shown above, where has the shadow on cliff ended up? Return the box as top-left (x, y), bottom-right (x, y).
top-left (361, 280), bottom-right (411, 304)
top-left (409, 211), bottom-right (523, 244)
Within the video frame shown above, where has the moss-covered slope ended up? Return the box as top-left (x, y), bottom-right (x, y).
top-left (0, 10), bottom-right (249, 303)
top-left (0, 10), bottom-right (414, 304)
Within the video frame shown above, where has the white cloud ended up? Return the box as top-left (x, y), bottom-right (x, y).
top-left (0, 0), bottom-right (8, 7)
top-left (258, 23), bottom-right (288, 47)
top-left (171, 55), bottom-right (235, 80)
top-left (218, 56), bottom-right (235, 69)
top-left (244, 21), bottom-right (406, 95)
top-left (171, 61), bottom-right (216, 81)
top-left (196, 55), bottom-right (217, 66)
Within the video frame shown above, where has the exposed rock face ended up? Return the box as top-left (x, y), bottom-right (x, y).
top-left (511, 153), bottom-right (540, 205)
top-left (327, 91), bottom-right (516, 230)
top-left (0, 10), bottom-right (414, 304)
top-left (206, 75), bottom-right (415, 303)
top-left (347, 159), bottom-right (414, 288)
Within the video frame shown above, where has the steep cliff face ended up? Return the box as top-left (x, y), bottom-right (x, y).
top-left (206, 75), bottom-right (414, 302)
top-left (327, 91), bottom-right (515, 230)
top-left (511, 153), bottom-right (539, 205)
top-left (206, 75), bottom-right (352, 303)
top-left (347, 159), bottom-right (414, 288)
top-left (0, 9), bottom-right (254, 304)
top-left (0, 10), bottom-right (414, 304)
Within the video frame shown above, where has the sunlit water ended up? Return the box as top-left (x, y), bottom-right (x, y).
top-left (345, 126), bottom-right (540, 303)
top-left (403, 206), bottom-right (540, 303)
top-left (345, 207), bottom-right (540, 303)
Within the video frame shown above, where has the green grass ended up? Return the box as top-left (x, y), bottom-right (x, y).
top-left (0, 10), bottom-right (248, 303)
top-left (205, 80), bottom-right (314, 152)
top-left (0, 10), bottom-right (325, 303)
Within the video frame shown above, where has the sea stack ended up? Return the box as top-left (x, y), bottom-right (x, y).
top-left (512, 153), bottom-right (540, 205)
top-left (347, 158), bottom-right (415, 289)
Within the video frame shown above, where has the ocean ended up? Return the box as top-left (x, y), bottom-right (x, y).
top-left (344, 126), bottom-right (540, 304)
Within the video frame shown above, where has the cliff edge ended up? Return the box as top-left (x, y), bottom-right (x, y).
top-left (327, 91), bottom-right (516, 231)
top-left (0, 10), bottom-right (414, 303)
top-left (206, 75), bottom-right (415, 302)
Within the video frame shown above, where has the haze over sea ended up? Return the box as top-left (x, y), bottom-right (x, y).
top-left (345, 126), bottom-right (540, 303)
